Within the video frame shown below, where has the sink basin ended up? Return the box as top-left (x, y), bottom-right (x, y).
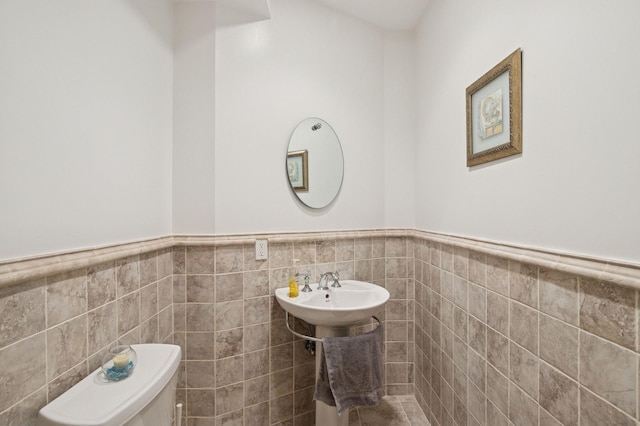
top-left (275, 280), bottom-right (390, 327)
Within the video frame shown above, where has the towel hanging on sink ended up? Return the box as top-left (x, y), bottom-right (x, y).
top-left (313, 324), bottom-right (384, 415)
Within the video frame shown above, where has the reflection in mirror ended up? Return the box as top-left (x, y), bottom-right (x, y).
top-left (286, 118), bottom-right (344, 209)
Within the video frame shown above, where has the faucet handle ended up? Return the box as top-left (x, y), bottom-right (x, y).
top-left (300, 274), bottom-right (312, 292)
top-left (330, 271), bottom-right (341, 288)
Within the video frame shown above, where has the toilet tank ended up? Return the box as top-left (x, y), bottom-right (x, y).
top-left (37, 344), bottom-right (181, 426)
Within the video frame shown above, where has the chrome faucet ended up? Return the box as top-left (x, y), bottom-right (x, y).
top-left (318, 271), bottom-right (341, 290)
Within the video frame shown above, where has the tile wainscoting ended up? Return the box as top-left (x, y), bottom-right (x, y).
top-left (1, 230), bottom-right (638, 425)
top-left (413, 232), bottom-right (640, 426)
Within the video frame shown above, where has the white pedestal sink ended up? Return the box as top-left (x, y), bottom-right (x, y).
top-left (275, 280), bottom-right (390, 426)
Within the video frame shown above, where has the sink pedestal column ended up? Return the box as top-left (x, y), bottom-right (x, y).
top-left (315, 325), bottom-right (351, 426)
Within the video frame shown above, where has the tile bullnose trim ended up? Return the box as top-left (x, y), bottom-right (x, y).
top-left (0, 236), bottom-right (175, 289)
top-left (1, 229), bottom-right (638, 291)
top-left (415, 230), bottom-right (640, 290)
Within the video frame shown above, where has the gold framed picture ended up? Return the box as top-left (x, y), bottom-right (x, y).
top-left (466, 48), bottom-right (522, 167)
top-left (287, 149), bottom-right (308, 191)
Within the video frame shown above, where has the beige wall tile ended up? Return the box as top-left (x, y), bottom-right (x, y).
top-left (316, 240), bottom-right (335, 264)
top-left (244, 323), bottom-right (269, 353)
top-left (0, 333), bottom-right (46, 412)
top-left (173, 247), bottom-right (186, 274)
top-left (539, 268), bottom-right (579, 325)
top-left (186, 303), bottom-right (216, 332)
top-left (271, 368), bottom-right (294, 398)
top-left (215, 328), bottom-right (243, 359)
top-left (216, 408), bottom-right (243, 425)
top-left (354, 237), bottom-right (372, 260)
top-left (139, 283), bottom-right (158, 322)
top-left (158, 306), bottom-right (172, 341)
top-left (87, 263), bottom-right (116, 310)
top-left (244, 402), bottom-right (269, 426)
top-left (47, 270), bottom-right (87, 327)
top-left (510, 343), bottom-right (538, 400)
top-left (580, 331), bottom-right (636, 416)
top-left (140, 251), bottom-right (158, 286)
top-left (141, 316), bottom-right (159, 343)
top-left (216, 355), bottom-right (243, 388)
top-left (386, 258), bottom-right (408, 279)
top-left (467, 349), bottom-right (486, 391)
top-left (468, 282), bottom-right (487, 322)
top-left (486, 400), bottom-right (508, 426)
top-left (580, 277), bottom-right (636, 350)
top-left (453, 248), bottom-right (468, 279)
top-left (116, 256), bottom-right (140, 296)
top-left (487, 328), bottom-right (509, 376)
top-left (509, 261), bottom-right (538, 309)
top-left (510, 301), bottom-right (538, 354)
top-left (117, 291), bottom-right (140, 336)
top-left (216, 245), bottom-right (243, 274)
top-left (244, 349), bottom-right (269, 380)
top-left (243, 270), bottom-right (269, 299)
top-left (337, 239), bottom-right (356, 262)
top-left (509, 382), bottom-right (539, 425)
top-left (293, 242), bottom-right (316, 266)
top-left (467, 380), bottom-right (486, 426)
top-left (245, 375), bottom-right (269, 407)
top-left (468, 316), bottom-right (487, 357)
top-left (157, 276), bottom-right (173, 310)
top-left (87, 301), bottom-right (117, 355)
top-left (294, 386), bottom-right (315, 416)
top-left (293, 362), bottom-right (315, 390)
top-left (270, 393), bottom-right (293, 424)
top-left (187, 275), bottom-right (215, 303)
top-left (539, 361), bottom-right (578, 426)
top-left (486, 255), bottom-right (508, 296)
top-left (487, 291), bottom-right (508, 336)
top-left (47, 316), bottom-right (87, 381)
top-left (486, 364), bottom-right (508, 415)
top-left (453, 307), bottom-right (467, 343)
top-left (216, 382), bottom-right (243, 415)
top-left (539, 314), bottom-right (579, 379)
top-left (453, 276), bottom-right (467, 310)
top-left (0, 387), bottom-right (46, 426)
top-left (216, 273), bottom-right (243, 302)
top-left (173, 274), bottom-right (186, 303)
top-left (580, 386), bottom-right (636, 426)
top-left (540, 408), bottom-right (563, 426)
top-left (186, 332), bottom-right (215, 360)
top-left (0, 279), bottom-right (45, 348)
top-left (186, 247), bottom-right (215, 274)
top-left (215, 301), bottom-right (243, 331)
top-left (469, 251), bottom-right (487, 287)
top-left (187, 388), bottom-right (215, 417)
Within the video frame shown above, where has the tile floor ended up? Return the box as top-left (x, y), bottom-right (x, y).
top-left (348, 395), bottom-right (430, 425)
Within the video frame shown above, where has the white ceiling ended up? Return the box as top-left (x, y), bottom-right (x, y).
top-left (172, 0), bottom-right (429, 31)
top-left (315, 0), bottom-right (429, 31)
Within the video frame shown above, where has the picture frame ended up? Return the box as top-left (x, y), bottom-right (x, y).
top-left (466, 48), bottom-right (522, 167)
top-left (287, 149), bottom-right (308, 192)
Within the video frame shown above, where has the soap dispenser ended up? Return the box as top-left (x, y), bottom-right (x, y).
top-left (288, 259), bottom-right (300, 298)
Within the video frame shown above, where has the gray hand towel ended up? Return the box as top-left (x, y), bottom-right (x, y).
top-left (313, 324), bottom-right (384, 415)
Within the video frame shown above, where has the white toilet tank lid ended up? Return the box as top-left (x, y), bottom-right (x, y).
top-left (37, 344), bottom-right (181, 426)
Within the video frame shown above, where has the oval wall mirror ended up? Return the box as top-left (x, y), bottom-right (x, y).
top-left (286, 118), bottom-right (344, 209)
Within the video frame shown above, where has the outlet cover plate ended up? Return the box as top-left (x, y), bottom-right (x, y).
top-left (256, 239), bottom-right (268, 260)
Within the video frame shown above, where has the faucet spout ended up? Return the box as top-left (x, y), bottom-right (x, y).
top-left (318, 271), bottom-right (341, 290)
top-left (318, 272), bottom-right (333, 290)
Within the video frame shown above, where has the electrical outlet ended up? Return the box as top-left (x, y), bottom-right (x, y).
top-left (255, 239), bottom-right (268, 260)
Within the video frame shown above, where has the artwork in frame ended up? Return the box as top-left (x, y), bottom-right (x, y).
top-left (466, 48), bottom-right (522, 167)
top-left (287, 149), bottom-right (309, 192)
